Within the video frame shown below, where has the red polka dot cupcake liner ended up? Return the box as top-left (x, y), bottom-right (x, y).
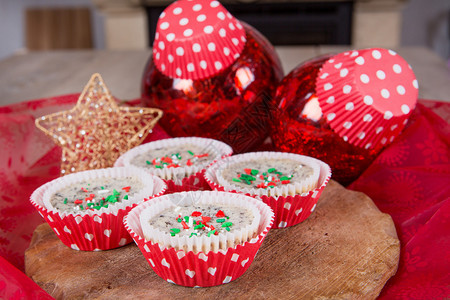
top-left (124, 191), bottom-right (274, 287)
top-left (152, 0), bottom-right (247, 80)
top-left (316, 48), bottom-right (418, 150)
top-left (204, 152), bottom-right (332, 229)
top-left (30, 167), bottom-right (167, 251)
top-left (115, 137), bottom-right (233, 193)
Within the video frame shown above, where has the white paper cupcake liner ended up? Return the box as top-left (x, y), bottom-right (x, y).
top-left (211, 152), bottom-right (321, 197)
top-left (124, 190), bottom-right (274, 287)
top-left (30, 167), bottom-right (167, 251)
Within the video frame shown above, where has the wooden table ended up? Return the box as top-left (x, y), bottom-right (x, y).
top-left (0, 46), bottom-right (449, 106)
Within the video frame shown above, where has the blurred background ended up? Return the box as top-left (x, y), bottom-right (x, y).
top-left (0, 0), bottom-right (449, 63)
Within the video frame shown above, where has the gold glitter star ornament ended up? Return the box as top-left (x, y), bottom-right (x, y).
top-left (35, 73), bottom-right (163, 175)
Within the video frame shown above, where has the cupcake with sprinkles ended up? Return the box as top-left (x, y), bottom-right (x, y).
top-left (205, 152), bottom-right (331, 229)
top-left (115, 137), bottom-right (233, 193)
top-left (124, 190), bottom-right (274, 287)
top-left (30, 167), bottom-right (167, 251)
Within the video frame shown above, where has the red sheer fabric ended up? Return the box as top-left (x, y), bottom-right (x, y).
top-left (0, 95), bottom-right (448, 299)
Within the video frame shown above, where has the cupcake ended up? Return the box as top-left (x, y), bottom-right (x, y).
top-left (115, 137), bottom-right (233, 193)
top-left (30, 167), bottom-right (167, 251)
top-left (124, 190), bottom-right (274, 287)
top-left (204, 152), bottom-right (331, 229)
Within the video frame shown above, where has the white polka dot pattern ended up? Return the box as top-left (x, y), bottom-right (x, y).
top-left (316, 48), bottom-right (418, 149)
top-left (152, 0), bottom-right (247, 80)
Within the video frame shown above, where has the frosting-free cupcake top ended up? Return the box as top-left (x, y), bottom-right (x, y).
top-left (116, 137), bottom-right (233, 181)
top-left (220, 158), bottom-right (315, 190)
top-left (129, 144), bottom-right (211, 171)
top-left (138, 191), bottom-right (263, 253)
top-left (208, 152), bottom-right (321, 197)
top-left (146, 204), bottom-right (254, 238)
top-left (47, 176), bottom-right (144, 214)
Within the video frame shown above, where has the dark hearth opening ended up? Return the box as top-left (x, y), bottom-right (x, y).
top-left (142, 1), bottom-right (353, 46)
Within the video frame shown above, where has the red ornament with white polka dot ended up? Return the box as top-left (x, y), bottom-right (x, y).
top-left (270, 48), bottom-right (418, 185)
top-left (141, 0), bottom-right (283, 153)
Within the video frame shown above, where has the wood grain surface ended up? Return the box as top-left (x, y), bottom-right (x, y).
top-left (25, 180), bottom-right (400, 299)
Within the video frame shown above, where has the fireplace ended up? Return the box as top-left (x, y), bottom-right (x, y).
top-left (143, 1), bottom-right (353, 46)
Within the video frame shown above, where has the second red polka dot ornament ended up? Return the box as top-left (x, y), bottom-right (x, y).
top-left (142, 0), bottom-right (283, 153)
top-left (271, 48), bottom-right (418, 185)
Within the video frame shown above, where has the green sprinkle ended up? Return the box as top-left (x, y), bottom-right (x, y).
top-left (275, 171), bottom-right (283, 175)
top-left (216, 218), bottom-right (226, 223)
top-left (189, 232), bottom-right (197, 238)
top-left (63, 198), bottom-right (68, 204)
top-left (123, 195), bottom-right (128, 200)
top-left (187, 150), bottom-right (194, 155)
top-left (225, 227), bottom-right (231, 232)
top-left (155, 165), bottom-right (163, 169)
top-left (87, 202), bottom-right (94, 207)
top-left (268, 168), bottom-right (276, 173)
top-left (93, 205), bottom-right (101, 210)
top-left (146, 160), bottom-right (152, 165)
top-left (232, 178), bottom-right (242, 183)
top-left (207, 230), bottom-right (216, 237)
top-left (80, 205), bottom-right (84, 210)
top-left (113, 189), bottom-right (120, 196)
top-left (184, 216), bottom-right (190, 222)
top-left (104, 204), bottom-right (108, 208)
top-left (222, 222), bottom-right (233, 228)
top-left (177, 218), bottom-right (183, 223)
top-left (263, 172), bottom-right (267, 176)
top-left (170, 228), bottom-right (181, 236)
top-left (194, 224), bottom-right (205, 230)
top-left (243, 180), bottom-right (252, 185)
top-left (240, 174), bottom-right (256, 181)
top-left (280, 176), bottom-right (291, 181)
top-left (101, 186), bottom-right (105, 189)
top-left (251, 169), bottom-right (259, 175)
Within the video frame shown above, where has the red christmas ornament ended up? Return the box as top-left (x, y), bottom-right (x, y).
top-left (271, 48), bottom-right (418, 185)
top-left (141, 0), bottom-right (283, 153)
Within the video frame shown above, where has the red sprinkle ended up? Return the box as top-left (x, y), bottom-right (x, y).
top-left (216, 210), bottom-right (225, 218)
top-left (181, 221), bottom-right (189, 229)
top-left (81, 187), bottom-right (88, 193)
top-left (244, 168), bottom-right (252, 175)
top-left (268, 182), bottom-right (276, 187)
top-left (194, 153), bottom-right (209, 158)
top-left (122, 186), bottom-right (131, 192)
top-left (161, 156), bottom-right (172, 163)
top-left (191, 211), bottom-right (202, 217)
top-left (74, 199), bottom-right (83, 204)
top-left (257, 183), bottom-right (267, 188)
top-left (186, 159), bottom-right (193, 166)
top-left (281, 180), bottom-right (291, 184)
top-left (202, 216), bottom-right (211, 223)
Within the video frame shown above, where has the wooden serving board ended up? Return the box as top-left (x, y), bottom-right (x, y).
top-left (25, 180), bottom-right (400, 299)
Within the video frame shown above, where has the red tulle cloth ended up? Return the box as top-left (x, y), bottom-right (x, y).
top-left (0, 95), bottom-right (448, 299)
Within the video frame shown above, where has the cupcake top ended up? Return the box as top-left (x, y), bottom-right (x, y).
top-left (130, 143), bottom-right (211, 171)
top-left (220, 158), bottom-right (315, 190)
top-left (47, 176), bottom-right (144, 214)
top-left (208, 152), bottom-right (321, 197)
top-left (146, 204), bottom-right (254, 239)
top-left (139, 191), bottom-right (262, 253)
top-left (116, 137), bottom-right (233, 180)
top-left (41, 167), bottom-right (158, 216)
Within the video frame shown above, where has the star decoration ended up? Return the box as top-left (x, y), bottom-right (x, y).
top-left (35, 73), bottom-right (163, 175)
